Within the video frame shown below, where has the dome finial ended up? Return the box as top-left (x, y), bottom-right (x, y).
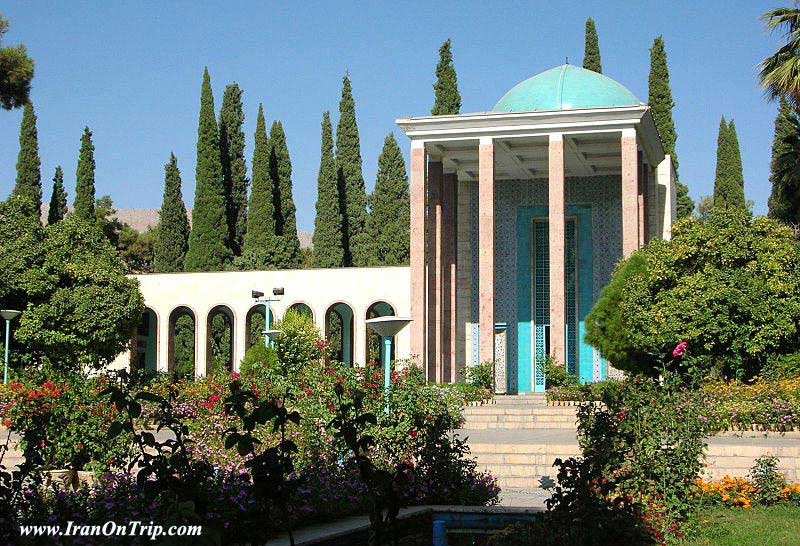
top-left (565, 56), bottom-right (569, 65)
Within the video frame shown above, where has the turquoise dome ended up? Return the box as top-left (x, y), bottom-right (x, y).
top-left (493, 64), bottom-right (640, 112)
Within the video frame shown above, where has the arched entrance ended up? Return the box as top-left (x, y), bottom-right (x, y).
top-left (245, 304), bottom-right (275, 349)
top-left (132, 307), bottom-right (158, 373)
top-left (168, 306), bottom-right (196, 379)
top-left (207, 305), bottom-right (235, 375)
top-left (325, 302), bottom-right (354, 366)
top-left (287, 302), bottom-right (313, 321)
top-left (366, 301), bottom-right (395, 365)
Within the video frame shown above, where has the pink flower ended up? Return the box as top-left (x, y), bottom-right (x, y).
top-left (230, 372), bottom-right (240, 380)
top-left (316, 339), bottom-right (327, 351)
top-left (672, 341), bottom-right (688, 358)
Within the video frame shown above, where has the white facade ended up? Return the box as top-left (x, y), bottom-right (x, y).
top-left (113, 266), bottom-right (411, 374)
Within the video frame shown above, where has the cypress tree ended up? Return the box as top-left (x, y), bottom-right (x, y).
top-left (582, 18), bottom-right (602, 73)
top-left (431, 39), bottom-right (461, 116)
top-left (73, 126), bottom-right (96, 220)
top-left (47, 166), bottom-right (67, 225)
top-left (366, 133), bottom-right (410, 266)
top-left (241, 104), bottom-right (275, 267)
top-left (312, 111), bottom-right (344, 268)
top-left (768, 97), bottom-right (800, 223)
top-left (11, 101), bottom-right (41, 216)
top-left (218, 83), bottom-right (248, 256)
top-left (154, 153), bottom-right (190, 272)
top-left (185, 67), bottom-right (232, 271)
top-left (268, 120), bottom-right (301, 269)
top-left (648, 36), bottom-right (678, 173)
top-left (336, 74), bottom-right (370, 266)
top-left (713, 116), bottom-right (746, 210)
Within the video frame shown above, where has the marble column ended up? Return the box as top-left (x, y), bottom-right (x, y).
top-left (195, 310), bottom-right (208, 377)
top-left (478, 137), bottom-right (495, 365)
top-left (427, 160), bottom-right (443, 382)
top-left (157, 309), bottom-right (170, 373)
top-left (548, 133), bottom-right (566, 366)
top-left (621, 128), bottom-right (639, 257)
top-left (442, 172), bottom-right (458, 383)
top-left (409, 141), bottom-right (427, 368)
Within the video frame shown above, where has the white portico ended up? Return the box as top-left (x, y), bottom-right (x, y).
top-left (397, 64), bottom-right (676, 393)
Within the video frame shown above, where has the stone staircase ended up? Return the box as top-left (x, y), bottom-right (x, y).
top-left (458, 396), bottom-right (800, 492)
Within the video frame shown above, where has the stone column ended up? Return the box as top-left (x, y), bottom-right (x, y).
top-left (427, 160), bottom-right (443, 382)
top-left (441, 172), bottom-right (457, 383)
top-left (409, 141), bottom-right (427, 368)
top-left (548, 133), bottom-right (566, 366)
top-left (638, 152), bottom-right (646, 248)
top-left (621, 128), bottom-right (639, 257)
top-left (478, 137), bottom-right (495, 365)
top-left (157, 309), bottom-right (170, 373)
top-left (195, 310), bottom-right (208, 377)
top-left (233, 310), bottom-right (247, 373)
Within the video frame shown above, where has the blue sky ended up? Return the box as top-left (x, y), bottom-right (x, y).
top-left (0, 1), bottom-right (781, 230)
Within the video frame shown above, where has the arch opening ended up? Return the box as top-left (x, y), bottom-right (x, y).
top-left (325, 302), bottom-right (354, 366)
top-left (207, 305), bottom-right (235, 375)
top-left (131, 307), bottom-right (158, 374)
top-left (245, 305), bottom-right (275, 349)
top-left (366, 301), bottom-right (396, 365)
top-left (287, 302), bottom-right (313, 321)
top-left (168, 306), bottom-right (196, 379)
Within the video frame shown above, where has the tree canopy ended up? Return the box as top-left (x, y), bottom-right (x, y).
top-left (431, 39), bottom-right (461, 115)
top-left (154, 153), bottom-right (190, 272)
top-left (767, 96), bottom-right (800, 224)
top-left (73, 127), bottom-right (96, 220)
top-left (366, 133), bottom-right (410, 266)
top-left (0, 195), bottom-right (144, 371)
top-left (713, 116), bottom-right (746, 210)
top-left (582, 18), bottom-right (602, 73)
top-left (219, 83), bottom-right (248, 256)
top-left (11, 101), bottom-right (41, 217)
top-left (312, 111), bottom-right (344, 268)
top-left (0, 14), bottom-right (34, 110)
top-left (586, 210), bottom-right (800, 380)
top-left (47, 166), bottom-right (67, 225)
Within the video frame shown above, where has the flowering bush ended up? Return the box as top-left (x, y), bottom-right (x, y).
top-left (694, 456), bottom-right (800, 509)
top-left (0, 369), bottom-right (131, 472)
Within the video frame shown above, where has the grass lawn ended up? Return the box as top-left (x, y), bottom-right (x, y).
top-left (677, 505), bottom-right (800, 546)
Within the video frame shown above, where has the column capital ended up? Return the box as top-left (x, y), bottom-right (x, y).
top-left (621, 127), bottom-right (636, 139)
top-left (479, 136), bottom-right (493, 146)
top-left (410, 139), bottom-right (426, 150)
top-left (549, 132), bottom-right (563, 142)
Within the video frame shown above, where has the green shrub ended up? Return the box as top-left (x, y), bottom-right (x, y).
top-left (586, 209), bottom-right (800, 380)
top-left (544, 356), bottom-right (580, 389)
top-left (763, 352), bottom-right (800, 380)
top-left (239, 343), bottom-right (278, 379)
top-left (464, 361), bottom-right (494, 390)
top-left (273, 309), bottom-right (325, 375)
top-left (748, 455), bottom-right (786, 505)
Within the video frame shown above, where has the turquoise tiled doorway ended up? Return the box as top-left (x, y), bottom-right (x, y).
top-left (516, 205), bottom-right (595, 393)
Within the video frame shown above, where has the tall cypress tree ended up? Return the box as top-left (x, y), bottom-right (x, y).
top-left (11, 101), bottom-right (41, 216)
top-left (312, 111), bottom-right (344, 268)
top-left (241, 104), bottom-right (275, 267)
top-left (268, 120), bottom-right (301, 269)
top-left (713, 116), bottom-right (746, 210)
top-left (648, 35), bottom-right (694, 218)
top-left (336, 74), bottom-right (369, 266)
top-left (768, 97), bottom-right (800, 223)
top-left (431, 39), bottom-right (461, 116)
top-left (366, 133), bottom-right (410, 266)
top-left (47, 166), bottom-right (67, 225)
top-left (154, 153), bottom-right (191, 272)
top-left (185, 68), bottom-right (232, 271)
top-left (73, 126), bottom-right (96, 220)
top-left (218, 83), bottom-right (248, 256)
top-left (582, 18), bottom-right (602, 73)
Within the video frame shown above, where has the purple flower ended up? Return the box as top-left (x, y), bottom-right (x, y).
top-left (672, 341), bottom-right (688, 358)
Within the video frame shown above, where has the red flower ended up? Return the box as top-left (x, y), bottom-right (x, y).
top-left (409, 429), bottom-right (418, 438)
top-left (304, 389), bottom-right (313, 397)
top-left (316, 339), bottom-right (327, 351)
top-left (230, 372), bottom-right (240, 380)
top-left (672, 341), bottom-right (688, 358)
top-left (208, 394), bottom-right (222, 404)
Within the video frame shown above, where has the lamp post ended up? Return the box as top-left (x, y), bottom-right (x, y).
top-left (251, 288), bottom-right (284, 347)
top-left (365, 316), bottom-right (411, 414)
top-left (1, 310), bottom-right (21, 385)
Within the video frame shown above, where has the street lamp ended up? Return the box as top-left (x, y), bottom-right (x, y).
top-left (251, 288), bottom-right (283, 347)
top-left (365, 316), bottom-right (411, 414)
top-left (0, 310), bottom-right (21, 385)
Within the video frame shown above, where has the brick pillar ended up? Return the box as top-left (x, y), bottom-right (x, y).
top-left (409, 142), bottom-right (427, 367)
top-left (478, 138), bottom-right (495, 365)
top-left (427, 160), bottom-right (443, 381)
top-left (548, 133), bottom-right (566, 366)
top-left (621, 129), bottom-right (639, 257)
top-left (441, 172), bottom-right (457, 383)
top-left (638, 152), bottom-right (645, 248)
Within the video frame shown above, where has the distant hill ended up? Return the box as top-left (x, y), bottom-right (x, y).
top-left (40, 205), bottom-right (313, 249)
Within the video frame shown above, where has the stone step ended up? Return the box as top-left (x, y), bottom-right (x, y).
top-left (463, 414), bottom-right (576, 423)
top-left (477, 395), bottom-right (547, 406)
top-left (464, 407), bottom-right (577, 416)
top-left (462, 422), bottom-right (578, 430)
